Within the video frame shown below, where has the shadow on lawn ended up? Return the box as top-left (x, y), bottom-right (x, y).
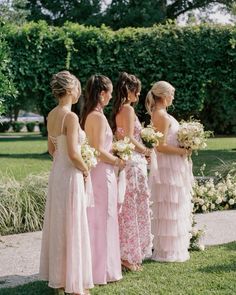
top-left (0, 152), bottom-right (50, 160)
top-left (0, 279), bottom-right (53, 295)
top-left (199, 261), bottom-right (236, 273)
top-left (0, 136), bottom-right (46, 142)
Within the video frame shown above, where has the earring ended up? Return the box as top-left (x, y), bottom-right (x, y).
top-left (99, 95), bottom-right (104, 102)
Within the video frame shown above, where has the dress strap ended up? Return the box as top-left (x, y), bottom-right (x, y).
top-left (61, 112), bottom-right (70, 134)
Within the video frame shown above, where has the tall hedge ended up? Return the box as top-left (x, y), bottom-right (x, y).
top-left (3, 21), bottom-right (236, 134)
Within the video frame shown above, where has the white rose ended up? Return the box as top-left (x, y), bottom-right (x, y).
top-left (199, 198), bottom-right (204, 205)
top-left (198, 244), bottom-right (205, 251)
top-left (216, 197), bottom-right (222, 204)
top-left (210, 203), bottom-right (215, 210)
top-left (202, 205), bottom-right (207, 211)
top-left (228, 199), bottom-right (235, 205)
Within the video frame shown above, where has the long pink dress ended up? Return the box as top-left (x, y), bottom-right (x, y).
top-left (39, 114), bottom-right (94, 294)
top-left (87, 114), bottom-right (122, 284)
top-left (117, 116), bottom-right (153, 264)
top-left (150, 114), bottom-right (193, 262)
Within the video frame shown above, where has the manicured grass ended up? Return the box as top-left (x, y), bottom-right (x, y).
top-left (0, 135), bottom-right (235, 179)
top-left (0, 135), bottom-right (51, 180)
top-left (0, 242), bottom-right (235, 295)
top-left (192, 137), bottom-right (236, 176)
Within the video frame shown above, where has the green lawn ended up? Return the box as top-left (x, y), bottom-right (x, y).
top-left (0, 134), bottom-right (51, 180)
top-left (0, 242), bottom-right (235, 295)
top-left (0, 134), bottom-right (235, 179)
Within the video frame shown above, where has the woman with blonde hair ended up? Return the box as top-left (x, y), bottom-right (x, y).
top-left (146, 81), bottom-right (193, 262)
top-left (111, 72), bottom-right (153, 271)
top-left (40, 70), bottom-right (93, 295)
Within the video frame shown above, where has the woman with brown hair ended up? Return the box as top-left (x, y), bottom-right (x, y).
top-left (111, 72), bottom-right (153, 271)
top-left (81, 74), bottom-right (124, 285)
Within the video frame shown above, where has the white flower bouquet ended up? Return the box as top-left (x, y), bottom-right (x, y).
top-left (112, 137), bottom-right (135, 161)
top-left (177, 118), bottom-right (212, 154)
top-left (81, 140), bottom-right (99, 169)
top-left (140, 124), bottom-right (163, 149)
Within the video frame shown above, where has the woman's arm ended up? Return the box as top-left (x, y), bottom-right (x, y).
top-left (65, 112), bottom-right (89, 172)
top-left (120, 105), bottom-right (151, 156)
top-left (86, 112), bottom-right (125, 168)
top-left (152, 111), bottom-right (187, 156)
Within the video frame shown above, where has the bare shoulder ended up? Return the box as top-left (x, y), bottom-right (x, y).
top-left (47, 107), bottom-right (57, 120)
top-left (65, 112), bottom-right (79, 126)
top-left (87, 111), bottom-right (105, 124)
top-left (152, 110), bottom-right (170, 130)
top-left (121, 104), bottom-right (135, 116)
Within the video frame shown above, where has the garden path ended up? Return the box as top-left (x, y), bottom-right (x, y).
top-left (0, 210), bottom-right (235, 289)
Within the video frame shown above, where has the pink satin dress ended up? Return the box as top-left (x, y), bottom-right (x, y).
top-left (87, 113), bottom-right (122, 284)
top-left (39, 112), bottom-right (94, 294)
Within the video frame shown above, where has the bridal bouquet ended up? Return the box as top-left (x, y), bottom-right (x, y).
top-left (112, 137), bottom-right (135, 161)
top-left (141, 124), bottom-right (163, 148)
top-left (81, 140), bottom-right (99, 169)
top-left (177, 118), bottom-right (212, 154)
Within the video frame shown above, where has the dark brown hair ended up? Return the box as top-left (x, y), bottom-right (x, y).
top-left (80, 74), bottom-right (112, 129)
top-left (111, 72), bottom-right (141, 133)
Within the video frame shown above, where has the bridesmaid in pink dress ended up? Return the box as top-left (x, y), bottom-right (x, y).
top-left (81, 75), bottom-right (125, 285)
top-left (39, 71), bottom-right (93, 295)
top-left (111, 72), bottom-right (153, 271)
top-left (146, 81), bottom-right (193, 262)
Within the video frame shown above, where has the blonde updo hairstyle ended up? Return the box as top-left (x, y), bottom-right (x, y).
top-left (145, 81), bottom-right (175, 114)
top-left (50, 70), bottom-right (81, 100)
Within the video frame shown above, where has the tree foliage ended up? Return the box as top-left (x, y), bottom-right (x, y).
top-left (0, 0), bottom-right (29, 25)
top-left (26, 0), bottom-right (102, 26)
top-left (22, 0), bottom-right (236, 29)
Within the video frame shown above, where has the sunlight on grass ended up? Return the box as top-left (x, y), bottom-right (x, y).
top-left (0, 135), bottom-right (235, 179)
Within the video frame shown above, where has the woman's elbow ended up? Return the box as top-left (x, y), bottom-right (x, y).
top-left (68, 151), bottom-right (79, 162)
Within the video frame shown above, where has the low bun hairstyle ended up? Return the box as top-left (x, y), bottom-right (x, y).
top-left (50, 70), bottom-right (80, 100)
top-left (145, 81), bottom-right (175, 114)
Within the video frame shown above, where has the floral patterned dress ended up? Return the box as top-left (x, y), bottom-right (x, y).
top-left (117, 116), bottom-right (153, 264)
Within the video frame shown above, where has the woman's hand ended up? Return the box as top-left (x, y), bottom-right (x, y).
top-left (114, 157), bottom-right (126, 170)
top-left (143, 147), bottom-right (152, 157)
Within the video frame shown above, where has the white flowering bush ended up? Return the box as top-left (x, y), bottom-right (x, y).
top-left (177, 118), bottom-right (212, 154)
top-left (112, 137), bottom-right (135, 160)
top-left (193, 173), bottom-right (236, 213)
top-left (140, 124), bottom-right (163, 148)
top-left (189, 217), bottom-right (205, 251)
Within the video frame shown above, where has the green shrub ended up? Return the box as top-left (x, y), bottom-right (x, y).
top-left (2, 22), bottom-right (236, 134)
top-left (0, 173), bottom-right (48, 235)
top-left (11, 121), bottom-right (25, 132)
top-left (0, 121), bottom-right (11, 132)
top-left (39, 122), bottom-right (47, 137)
top-left (26, 121), bottom-right (36, 132)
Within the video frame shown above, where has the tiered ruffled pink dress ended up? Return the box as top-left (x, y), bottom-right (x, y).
top-left (87, 113), bottom-right (122, 284)
top-left (150, 114), bottom-right (193, 262)
top-left (39, 113), bottom-right (94, 294)
top-left (117, 116), bottom-right (153, 264)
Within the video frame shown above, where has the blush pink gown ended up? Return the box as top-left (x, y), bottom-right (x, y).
top-left (117, 116), bottom-right (153, 264)
top-left (87, 114), bottom-right (122, 285)
top-left (150, 114), bottom-right (193, 262)
top-left (39, 113), bottom-right (94, 294)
